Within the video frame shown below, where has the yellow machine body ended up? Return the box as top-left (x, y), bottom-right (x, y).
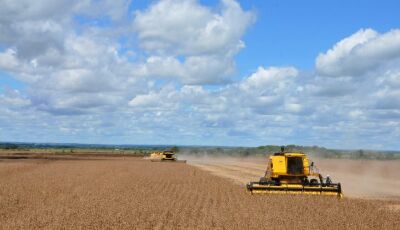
top-left (270, 153), bottom-right (309, 175)
top-left (247, 151), bottom-right (343, 198)
top-left (150, 151), bottom-right (186, 163)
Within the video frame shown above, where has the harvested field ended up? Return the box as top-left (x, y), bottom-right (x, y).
top-left (0, 157), bottom-right (399, 229)
top-left (186, 156), bottom-right (400, 200)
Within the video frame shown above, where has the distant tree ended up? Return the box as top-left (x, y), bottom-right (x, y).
top-left (0, 143), bottom-right (18, 149)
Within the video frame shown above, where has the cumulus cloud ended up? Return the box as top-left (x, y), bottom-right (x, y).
top-left (0, 0), bottom-right (152, 115)
top-left (0, 89), bottom-right (31, 108)
top-left (128, 84), bottom-right (180, 110)
top-left (133, 0), bottom-right (254, 84)
top-left (128, 66), bottom-right (303, 140)
top-left (137, 55), bottom-right (236, 84)
top-left (0, 0), bottom-right (80, 62)
top-left (316, 28), bottom-right (400, 77)
top-left (134, 0), bottom-right (254, 56)
top-left (232, 67), bottom-right (300, 114)
top-left (0, 49), bottom-right (19, 70)
top-left (0, 0), bottom-right (254, 118)
top-left (1, 1), bottom-right (400, 149)
top-left (239, 67), bottom-right (298, 92)
top-left (2, 33), bottom-right (148, 115)
top-left (129, 66), bottom-right (299, 112)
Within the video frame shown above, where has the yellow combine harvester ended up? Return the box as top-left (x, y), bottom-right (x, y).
top-left (247, 148), bottom-right (343, 198)
top-left (150, 150), bottom-right (186, 163)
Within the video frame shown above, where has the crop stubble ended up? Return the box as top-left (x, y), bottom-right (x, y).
top-left (0, 158), bottom-right (399, 229)
top-left (186, 156), bottom-right (400, 199)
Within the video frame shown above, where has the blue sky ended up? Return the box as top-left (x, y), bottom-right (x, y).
top-left (237, 0), bottom-right (400, 71)
top-left (1, 0), bottom-right (400, 150)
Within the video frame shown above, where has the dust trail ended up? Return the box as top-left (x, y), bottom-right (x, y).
top-left (317, 159), bottom-right (400, 199)
top-left (181, 154), bottom-right (400, 200)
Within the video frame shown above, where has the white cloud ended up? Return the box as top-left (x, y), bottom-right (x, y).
top-left (128, 85), bottom-right (179, 109)
top-left (134, 0), bottom-right (254, 56)
top-left (0, 49), bottom-right (19, 69)
top-left (285, 103), bottom-right (302, 113)
top-left (0, 0), bottom-right (254, 118)
top-left (128, 66), bottom-right (301, 132)
top-left (0, 89), bottom-right (31, 107)
top-left (349, 109), bottom-right (364, 119)
top-left (137, 55), bottom-right (236, 84)
top-left (377, 69), bottom-right (400, 88)
top-left (374, 89), bottom-right (400, 110)
top-left (304, 76), bottom-right (355, 97)
top-left (239, 66), bottom-right (298, 91)
top-left (316, 28), bottom-right (400, 77)
top-left (128, 93), bottom-right (160, 107)
top-left (233, 67), bottom-right (299, 114)
top-left (1, 0), bottom-right (400, 149)
top-left (133, 0), bottom-right (254, 84)
top-left (78, 0), bottom-right (131, 21)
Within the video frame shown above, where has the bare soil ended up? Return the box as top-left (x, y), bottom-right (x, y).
top-left (185, 156), bottom-right (400, 200)
top-left (0, 157), bottom-right (399, 229)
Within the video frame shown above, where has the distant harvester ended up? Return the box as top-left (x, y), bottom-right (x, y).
top-left (150, 150), bottom-right (186, 163)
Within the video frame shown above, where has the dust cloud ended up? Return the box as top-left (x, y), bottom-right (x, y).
top-left (180, 154), bottom-right (400, 200)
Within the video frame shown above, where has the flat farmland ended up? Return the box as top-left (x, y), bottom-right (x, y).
top-left (0, 157), bottom-right (399, 229)
top-left (186, 156), bottom-right (400, 199)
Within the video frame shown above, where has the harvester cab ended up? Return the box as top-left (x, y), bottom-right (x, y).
top-left (247, 148), bottom-right (343, 198)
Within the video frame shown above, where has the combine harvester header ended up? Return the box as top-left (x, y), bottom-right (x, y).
top-left (247, 147), bottom-right (343, 198)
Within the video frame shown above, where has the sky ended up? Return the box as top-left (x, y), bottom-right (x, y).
top-left (1, 0), bottom-right (400, 150)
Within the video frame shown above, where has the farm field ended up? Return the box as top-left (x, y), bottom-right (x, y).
top-left (0, 156), bottom-right (399, 229)
top-left (186, 156), bottom-right (400, 199)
